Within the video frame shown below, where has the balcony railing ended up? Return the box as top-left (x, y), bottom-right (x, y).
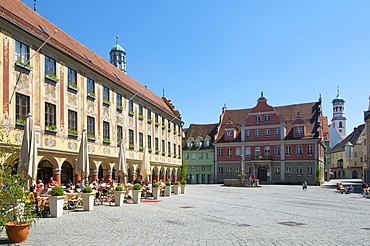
top-left (252, 155), bottom-right (272, 160)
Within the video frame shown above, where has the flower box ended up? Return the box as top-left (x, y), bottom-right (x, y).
top-left (68, 83), bottom-right (78, 92)
top-left (15, 60), bottom-right (32, 71)
top-left (103, 99), bottom-right (111, 106)
top-left (116, 105), bottom-right (123, 111)
top-left (129, 111), bottom-right (135, 117)
top-left (45, 73), bottom-right (59, 82)
top-left (103, 138), bottom-right (111, 144)
top-left (87, 92), bottom-right (96, 100)
top-left (16, 118), bottom-right (26, 126)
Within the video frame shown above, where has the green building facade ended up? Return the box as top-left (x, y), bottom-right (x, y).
top-left (182, 124), bottom-right (218, 184)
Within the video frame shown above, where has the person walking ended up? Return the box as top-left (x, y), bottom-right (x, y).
top-left (302, 181), bottom-right (308, 191)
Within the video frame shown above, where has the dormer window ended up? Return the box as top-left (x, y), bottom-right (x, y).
top-left (255, 116), bottom-right (261, 123)
top-left (296, 127), bottom-right (303, 135)
top-left (205, 140), bottom-right (210, 147)
top-left (186, 142), bottom-right (191, 148)
top-left (196, 141), bottom-right (200, 147)
top-left (264, 115), bottom-right (270, 122)
top-left (226, 131), bottom-right (232, 138)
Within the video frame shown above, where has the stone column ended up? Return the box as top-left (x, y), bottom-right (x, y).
top-left (107, 170), bottom-right (113, 181)
top-left (54, 169), bottom-right (62, 186)
top-left (92, 169), bottom-right (99, 182)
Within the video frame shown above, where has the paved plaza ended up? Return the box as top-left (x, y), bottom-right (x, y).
top-left (1, 180), bottom-right (370, 245)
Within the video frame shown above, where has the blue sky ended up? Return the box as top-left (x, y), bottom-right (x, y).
top-left (22, 0), bottom-right (370, 132)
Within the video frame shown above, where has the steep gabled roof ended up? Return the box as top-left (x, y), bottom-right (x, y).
top-left (332, 124), bottom-right (365, 153)
top-left (215, 101), bottom-right (323, 143)
top-left (1, 0), bottom-right (178, 118)
top-left (183, 124), bottom-right (218, 150)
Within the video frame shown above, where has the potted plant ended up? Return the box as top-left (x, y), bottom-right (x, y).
top-left (152, 182), bottom-right (160, 199)
top-left (173, 181), bottom-right (180, 195)
top-left (48, 186), bottom-right (65, 218)
top-left (165, 181), bottom-right (172, 197)
top-left (180, 180), bottom-right (187, 194)
top-left (0, 161), bottom-right (38, 243)
top-left (114, 185), bottom-right (125, 206)
top-left (132, 184), bottom-right (142, 204)
top-left (81, 186), bottom-right (94, 211)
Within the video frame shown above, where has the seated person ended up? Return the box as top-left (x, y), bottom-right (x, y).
top-left (91, 179), bottom-right (99, 190)
top-left (27, 186), bottom-right (37, 203)
top-left (36, 179), bottom-right (44, 191)
top-left (336, 183), bottom-right (340, 190)
top-left (65, 180), bottom-right (74, 191)
top-left (80, 180), bottom-right (91, 191)
top-left (40, 184), bottom-right (51, 197)
top-left (48, 177), bottom-right (58, 187)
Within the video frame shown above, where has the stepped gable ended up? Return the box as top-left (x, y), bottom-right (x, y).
top-left (183, 123), bottom-right (218, 150)
top-left (332, 124), bottom-right (365, 152)
top-left (215, 101), bottom-right (322, 143)
top-left (1, 0), bottom-right (176, 117)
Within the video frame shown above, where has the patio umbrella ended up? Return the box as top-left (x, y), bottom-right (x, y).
top-left (140, 146), bottom-right (150, 181)
top-left (117, 140), bottom-right (127, 183)
top-left (76, 129), bottom-right (89, 181)
top-left (19, 114), bottom-right (38, 185)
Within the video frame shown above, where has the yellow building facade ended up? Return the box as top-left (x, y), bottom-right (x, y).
top-left (0, 0), bottom-right (183, 186)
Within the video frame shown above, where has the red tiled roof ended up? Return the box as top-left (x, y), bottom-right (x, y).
top-left (215, 101), bottom-right (323, 143)
top-left (1, 0), bottom-right (178, 118)
top-left (183, 123), bottom-right (218, 150)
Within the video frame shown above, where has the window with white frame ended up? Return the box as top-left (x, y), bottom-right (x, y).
top-left (236, 148), bottom-right (241, 156)
top-left (227, 167), bottom-right (232, 175)
top-left (274, 166), bottom-right (280, 175)
top-left (255, 147), bottom-right (261, 156)
top-left (264, 147), bottom-right (270, 156)
top-left (207, 166), bottom-right (211, 171)
top-left (199, 153), bottom-right (203, 159)
top-left (196, 166), bottom-right (200, 171)
top-left (201, 166), bottom-right (206, 171)
top-left (15, 40), bottom-right (30, 64)
top-left (274, 146), bottom-right (280, 156)
top-left (286, 166), bottom-right (292, 175)
top-left (255, 130), bottom-right (260, 138)
top-left (264, 129), bottom-right (270, 137)
top-left (307, 166), bottom-right (313, 175)
top-left (296, 127), bottom-right (303, 135)
top-left (191, 166), bottom-right (195, 171)
top-left (297, 166), bottom-right (303, 175)
top-left (218, 148), bottom-right (223, 157)
top-left (286, 146), bottom-right (292, 155)
top-left (307, 145), bottom-right (313, 155)
top-left (264, 115), bottom-right (270, 122)
top-left (185, 153), bottom-right (189, 159)
top-left (255, 116), bottom-right (261, 123)
top-left (226, 131), bottom-right (232, 138)
top-left (227, 148), bottom-right (232, 157)
top-left (296, 145), bottom-right (302, 155)
top-left (245, 147), bottom-right (251, 157)
top-left (191, 153), bottom-right (196, 160)
top-left (245, 130), bottom-right (251, 138)
top-left (218, 166), bottom-right (223, 174)
top-left (187, 142), bottom-right (191, 148)
top-left (205, 140), bottom-right (210, 147)
top-left (206, 152), bottom-right (211, 159)
top-left (274, 129), bottom-right (280, 137)
top-left (195, 141), bottom-right (200, 147)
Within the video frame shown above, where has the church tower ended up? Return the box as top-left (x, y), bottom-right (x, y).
top-left (331, 87), bottom-right (346, 136)
top-left (110, 35), bottom-right (126, 74)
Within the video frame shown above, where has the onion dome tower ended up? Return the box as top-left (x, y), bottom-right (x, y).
top-left (110, 35), bottom-right (126, 74)
top-left (331, 87), bottom-right (346, 136)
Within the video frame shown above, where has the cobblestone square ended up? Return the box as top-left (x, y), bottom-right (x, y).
top-left (1, 181), bottom-right (369, 245)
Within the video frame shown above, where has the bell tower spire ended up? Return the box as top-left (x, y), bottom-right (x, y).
top-left (331, 86), bottom-right (346, 136)
top-left (109, 35), bottom-right (126, 74)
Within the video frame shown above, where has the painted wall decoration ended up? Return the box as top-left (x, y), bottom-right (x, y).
top-left (45, 138), bottom-right (56, 148)
top-left (68, 142), bottom-right (77, 150)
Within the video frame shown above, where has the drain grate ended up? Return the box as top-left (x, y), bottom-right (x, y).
top-left (278, 221), bottom-right (306, 226)
top-left (362, 228), bottom-right (370, 230)
top-left (180, 206), bottom-right (194, 209)
top-left (236, 223), bottom-right (250, 227)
